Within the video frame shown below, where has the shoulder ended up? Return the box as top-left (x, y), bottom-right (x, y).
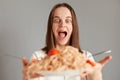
top-left (31, 49), bottom-right (47, 60)
top-left (82, 50), bottom-right (95, 61)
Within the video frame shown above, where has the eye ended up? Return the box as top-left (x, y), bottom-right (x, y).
top-left (53, 18), bottom-right (61, 23)
top-left (65, 19), bottom-right (72, 24)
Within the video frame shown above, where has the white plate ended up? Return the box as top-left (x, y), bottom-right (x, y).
top-left (34, 69), bottom-right (92, 80)
top-left (36, 69), bottom-right (86, 76)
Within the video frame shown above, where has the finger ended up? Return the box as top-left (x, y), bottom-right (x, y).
top-left (80, 71), bottom-right (89, 78)
top-left (31, 58), bottom-right (38, 63)
top-left (30, 72), bottom-right (44, 78)
top-left (22, 57), bottom-right (28, 66)
top-left (99, 55), bottom-right (112, 66)
top-left (29, 58), bottom-right (38, 65)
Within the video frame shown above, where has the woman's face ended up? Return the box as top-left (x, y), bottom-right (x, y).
top-left (52, 7), bottom-right (73, 47)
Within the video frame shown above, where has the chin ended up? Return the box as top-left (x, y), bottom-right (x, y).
top-left (58, 42), bottom-right (69, 46)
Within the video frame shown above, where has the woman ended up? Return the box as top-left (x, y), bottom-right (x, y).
top-left (22, 3), bottom-right (112, 80)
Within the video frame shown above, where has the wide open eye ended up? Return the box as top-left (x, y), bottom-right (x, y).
top-left (53, 18), bottom-right (61, 23)
top-left (65, 19), bottom-right (72, 24)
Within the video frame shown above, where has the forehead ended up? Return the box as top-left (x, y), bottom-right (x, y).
top-left (53, 7), bottom-right (72, 18)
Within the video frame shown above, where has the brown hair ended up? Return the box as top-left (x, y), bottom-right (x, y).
top-left (42, 3), bottom-right (83, 53)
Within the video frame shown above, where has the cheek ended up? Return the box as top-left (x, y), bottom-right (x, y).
top-left (68, 26), bottom-right (73, 34)
top-left (52, 25), bottom-right (58, 35)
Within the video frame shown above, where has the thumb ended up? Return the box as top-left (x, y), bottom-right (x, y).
top-left (22, 57), bottom-right (28, 66)
top-left (99, 55), bottom-right (112, 66)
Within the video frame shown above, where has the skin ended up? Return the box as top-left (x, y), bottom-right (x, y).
top-left (52, 7), bottom-right (73, 50)
top-left (51, 6), bottom-right (112, 80)
top-left (22, 6), bottom-right (112, 80)
top-left (81, 56), bottom-right (112, 80)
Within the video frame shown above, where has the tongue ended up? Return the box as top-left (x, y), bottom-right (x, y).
top-left (59, 32), bottom-right (66, 39)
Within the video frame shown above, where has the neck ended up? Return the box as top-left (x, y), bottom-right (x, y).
top-left (56, 45), bottom-right (66, 51)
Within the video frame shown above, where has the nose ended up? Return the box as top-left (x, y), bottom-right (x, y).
top-left (60, 20), bottom-right (66, 27)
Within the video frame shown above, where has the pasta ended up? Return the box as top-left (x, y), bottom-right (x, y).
top-left (26, 46), bottom-right (94, 80)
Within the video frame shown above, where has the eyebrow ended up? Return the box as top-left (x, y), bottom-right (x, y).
top-left (53, 16), bottom-right (60, 19)
top-left (53, 16), bottom-right (72, 19)
top-left (66, 16), bottom-right (72, 19)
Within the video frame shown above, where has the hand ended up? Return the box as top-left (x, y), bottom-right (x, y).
top-left (22, 57), bottom-right (29, 80)
top-left (81, 55), bottom-right (112, 80)
top-left (22, 57), bottom-right (43, 80)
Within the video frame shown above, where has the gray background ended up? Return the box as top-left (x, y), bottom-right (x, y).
top-left (0, 0), bottom-right (120, 80)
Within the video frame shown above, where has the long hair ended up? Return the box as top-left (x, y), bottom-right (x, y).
top-left (43, 3), bottom-right (83, 53)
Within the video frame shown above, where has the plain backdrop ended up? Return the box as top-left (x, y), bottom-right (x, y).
top-left (0, 0), bottom-right (120, 80)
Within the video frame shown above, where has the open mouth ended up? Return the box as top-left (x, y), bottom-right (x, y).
top-left (58, 31), bottom-right (67, 39)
